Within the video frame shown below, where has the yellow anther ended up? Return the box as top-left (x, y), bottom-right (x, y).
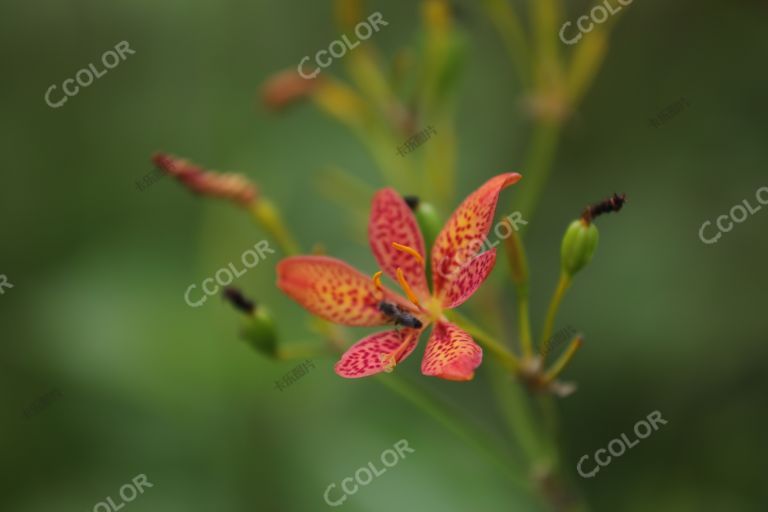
top-left (380, 353), bottom-right (396, 372)
top-left (381, 333), bottom-right (414, 373)
top-left (392, 242), bottom-right (424, 266)
top-left (396, 267), bottom-right (420, 306)
top-left (372, 270), bottom-right (384, 290)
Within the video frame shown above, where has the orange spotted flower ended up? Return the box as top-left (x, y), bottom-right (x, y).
top-left (277, 173), bottom-right (522, 381)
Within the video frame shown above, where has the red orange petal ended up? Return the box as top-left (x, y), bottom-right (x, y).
top-left (421, 321), bottom-right (483, 381)
top-left (335, 329), bottom-right (421, 378)
top-left (277, 256), bottom-right (397, 326)
top-left (431, 173), bottom-right (521, 295)
top-left (439, 249), bottom-right (497, 309)
top-left (368, 189), bottom-right (429, 301)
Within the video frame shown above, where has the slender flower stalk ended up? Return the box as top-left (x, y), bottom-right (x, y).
top-left (539, 272), bottom-right (572, 360)
top-left (541, 336), bottom-right (583, 385)
top-left (247, 199), bottom-right (300, 256)
top-left (503, 223), bottom-right (534, 358)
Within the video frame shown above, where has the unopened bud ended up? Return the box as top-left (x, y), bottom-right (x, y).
top-left (261, 69), bottom-right (322, 111)
top-left (406, 196), bottom-right (441, 252)
top-left (224, 288), bottom-right (278, 357)
top-left (560, 220), bottom-right (599, 277)
top-left (152, 153), bottom-right (257, 207)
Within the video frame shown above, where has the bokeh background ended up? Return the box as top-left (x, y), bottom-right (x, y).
top-left (1, 0), bottom-right (767, 511)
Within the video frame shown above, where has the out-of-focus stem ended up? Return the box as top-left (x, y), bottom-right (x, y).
top-left (481, 0), bottom-right (531, 88)
top-left (516, 119), bottom-right (562, 222)
top-left (248, 199), bottom-right (300, 256)
top-left (539, 272), bottom-right (572, 360)
top-left (364, 126), bottom-right (413, 192)
top-left (531, 0), bottom-right (562, 87)
top-left (489, 361), bottom-right (542, 464)
top-left (504, 224), bottom-right (534, 357)
top-left (422, 115), bottom-right (456, 211)
top-left (518, 293), bottom-right (534, 358)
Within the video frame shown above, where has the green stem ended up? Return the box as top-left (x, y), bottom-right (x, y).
top-left (489, 362), bottom-right (542, 465)
top-left (518, 289), bottom-right (534, 359)
top-left (542, 336), bottom-right (583, 385)
top-left (481, 0), bottom-right (532, 88)
top-left (249, 199), bottom-right (300, 256)
top-left (539, 272), bottom-right (572, 360)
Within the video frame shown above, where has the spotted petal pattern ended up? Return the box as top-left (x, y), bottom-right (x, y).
top-left (431, 173), bottom-right (522, 295)
top-left (368, 189), bottom-right (429, 301)
top-left (277, 256), bottom-right (400, 326)
top-left (335, 328), bottom-right (422, 378)
top-left (421, 321), bottom-right (482, 381)
top-left (439, 249), bottom-right (497, 309)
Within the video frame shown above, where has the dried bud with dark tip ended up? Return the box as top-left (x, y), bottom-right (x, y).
top-left (404, 195), bottom-right (441, 253)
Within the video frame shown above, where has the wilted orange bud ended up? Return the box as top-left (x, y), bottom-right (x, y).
top-left (261, 69), bottom-right (322, 111)
top-left (152, 153), bottom-right (257, 207)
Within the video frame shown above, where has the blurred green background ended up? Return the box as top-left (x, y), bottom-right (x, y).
top-left (1, 0), bottom-right (767, 510)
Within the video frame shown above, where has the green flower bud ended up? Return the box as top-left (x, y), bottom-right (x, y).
top-left (404, 196), bottom-right (442, 252)
top-left (240, 306), bottom-right (278, 358)
top-left (224, 288), bottom-right (278, 358)
top-left (560, 220), bottom-right (599, 277)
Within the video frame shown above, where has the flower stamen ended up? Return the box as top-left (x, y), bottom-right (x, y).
top-left (396, 267), bottom-right (420, 306)
top-left (380, 353), bottom-right (396, 372)
top-left (392, 242), bottom-right (424, 266)
top-left (380, 332), bottom-right (414, 372)
top-left (372, 270), bottom-right (384, 291)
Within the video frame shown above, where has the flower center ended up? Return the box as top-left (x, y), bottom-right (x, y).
top-left (424, 295), bottom-right (444, 323)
